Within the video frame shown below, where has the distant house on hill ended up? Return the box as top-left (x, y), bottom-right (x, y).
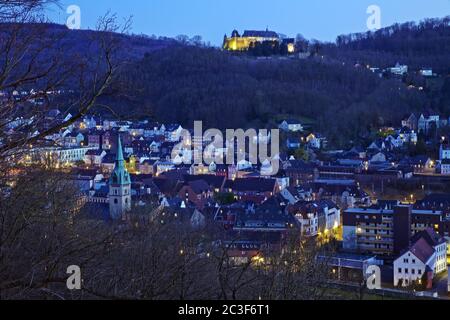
top-left (306, 133), bottom-right (325, 149)
top-left (402, 113), bottom-right (418, 132)
top-left (389, 63), bottom-right (408, 76)
top-left (279, 119), bottom-right (304, 132)
top-left (419, 68), bottom-right (434, 77)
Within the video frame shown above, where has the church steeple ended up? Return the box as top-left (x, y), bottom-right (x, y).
top-left (109, 135), bottom-right (131, 220)
top-left (110, 135), bottom-right (131, 186)
top-left (116, 134), bottom-right (124, 162)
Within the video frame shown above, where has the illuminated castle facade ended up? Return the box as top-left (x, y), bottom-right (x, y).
top-left (223, 29), bottom-right (295, 53)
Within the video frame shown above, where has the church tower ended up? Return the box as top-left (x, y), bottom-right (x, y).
top-left (109, 135), bottom-right (131, 220)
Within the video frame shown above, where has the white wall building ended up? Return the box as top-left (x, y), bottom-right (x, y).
top-left (394, 229), bottom-right (447, 288)
top-left (27, 146), bottom-right (96, 165)
top-left (389, 63), bottom-right (408, 76)
top-left (293, 201), bottom-right (341, 237)
top-left (394, 241), bottom-right (431, 287)
top-left (439, 145), bottom-right (450, 175)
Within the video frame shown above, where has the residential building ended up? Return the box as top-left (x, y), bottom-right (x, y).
top-left (279, 119), bottom-right (304, 132)
top-left (178, 180), bottom-right (214, 209)
top-left (418, 111), bottom-right (440, 134)
top-left (288, 200), bottom-right (341, 237)
top-left (224, 178), bottom-right (278, 204)
top-left (343, 205), bottom-right (443, 256)
top-left (389, 63), bottom-right (408, 76)
top-left (284, 160), bottom-right (317, 186)
top-left (85, 149), bottom-right (107, 167)
top-left (393, 228), bottom-right (447, 288)
top-left (402, 114), bottom-right (418, 132)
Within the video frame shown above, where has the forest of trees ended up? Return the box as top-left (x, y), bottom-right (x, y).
top-left (111, 17), bottom-right (450, 148)
top-left (115, 45), bottom-right (428, 147)
top-left (328, 17), bottom-right (450, 74)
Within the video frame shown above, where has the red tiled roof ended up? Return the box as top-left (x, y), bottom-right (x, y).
top-left (409, 238), bottom-right (435, 264)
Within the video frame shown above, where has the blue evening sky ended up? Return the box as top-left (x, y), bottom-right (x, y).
top-left (47, 0), bottom-right (450, 45)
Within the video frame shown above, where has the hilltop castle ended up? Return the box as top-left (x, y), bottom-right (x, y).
top-left (223, 29), bottom-right (295, 53)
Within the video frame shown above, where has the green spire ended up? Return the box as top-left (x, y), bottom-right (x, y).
top-left (116, 134), bottom-right (124, 163)
top-left (109, 134), bottom-right (131, 185)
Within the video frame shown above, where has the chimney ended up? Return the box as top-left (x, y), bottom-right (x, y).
top-left (393, 205), bottom-right (412, 254)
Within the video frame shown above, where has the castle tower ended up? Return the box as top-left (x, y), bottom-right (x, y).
top-left (109, 135), bottom-right (131, 220)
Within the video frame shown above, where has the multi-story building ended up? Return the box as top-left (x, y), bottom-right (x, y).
top-left (27, 146), bottom-right (96, 166)
top-left (284, 160), bottom-right (317, 186)
top-left (439, 144), bottom-right (450, 175)
top-left (343, 205), bottom-right (443, 255)
top-left (87, 130), bottom-right (103, 149)
top-left (418, 111), bottom-right (440, 134)
top-left (288, 200), bottom-right (341, 237)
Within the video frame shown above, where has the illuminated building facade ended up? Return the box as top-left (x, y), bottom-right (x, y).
top-left (343, 205), bottom-right (444, 256)
top-left (223, 29), bottom-right (295, 52)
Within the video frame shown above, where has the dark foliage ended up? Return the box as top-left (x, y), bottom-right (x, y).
top-left (117, 45), bottom-right (428, 147)
top-left (327, 16), bottom-right (450, 74)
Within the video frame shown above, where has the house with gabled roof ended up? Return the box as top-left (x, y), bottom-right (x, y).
top-left (368, 139), bottom-right (386, 152)
top-left (418, 109), bottom-right (440, 134)
top-left (287, 200), bottom-right (340, 237)
top-left (84, 149), bottom-right (107, 166)
top-left (177, 180), bottom-right (214, 209)
top-left (393, 228), bottom-right (447, 288)
top-left (280, 186), bottom-right (314, 204)
top-left (402, 113), bottom-right (418, 132)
